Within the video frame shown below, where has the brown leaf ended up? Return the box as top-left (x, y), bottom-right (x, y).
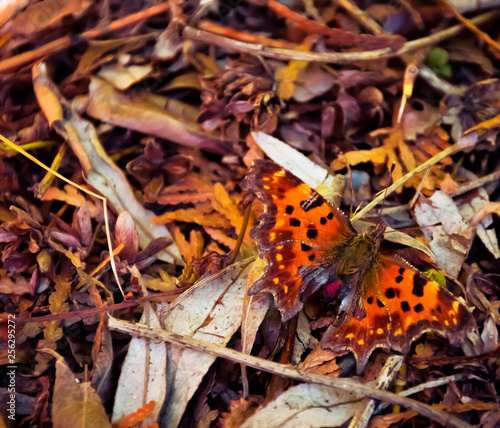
top-left (47, 349), bottom-right (112, 428)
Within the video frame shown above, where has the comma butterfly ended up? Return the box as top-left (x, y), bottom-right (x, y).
top-left (241, 160), bottom-right (475, 371)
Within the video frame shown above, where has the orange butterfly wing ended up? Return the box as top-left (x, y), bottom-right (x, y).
top-left (241, 160), bottom-right (356, 321)
top-left (322, 255), bottom-right (475, 371)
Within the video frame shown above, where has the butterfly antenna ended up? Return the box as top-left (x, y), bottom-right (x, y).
top-left (375, 162), bottom-right (396, 226)
top-left (346, 158), bottom-right (354, 217)
top-left (385, 221), bottom-right (443, 234)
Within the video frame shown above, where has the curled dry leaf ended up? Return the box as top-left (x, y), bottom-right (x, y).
top-left (10, 0), bottom-right (91, 36)
top-left (98, 64), bottom-right (154, 90)
top-left (414, 191), bottom-right (474, 277)
top-left (87, 77), bottom-right (226, 154)
top-left (32, 62), bottom-right (182, 265)
top-left (115, 211), bottom-right (140, 262)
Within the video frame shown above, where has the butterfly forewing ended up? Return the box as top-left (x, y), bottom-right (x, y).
top-left (242, 160), bottom-right (355, 320)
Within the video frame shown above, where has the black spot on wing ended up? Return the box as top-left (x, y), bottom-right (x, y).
top-left (398, 268), bottom-right (405, 275)
top-left (300, 193), bottom-right (323, 212)
top-left (286, 205), bottom-right (294, 215)
top-left (290, 218), bottom-right (301, 227)
top-left (327, 212), bottom-right (334, 220)
top-left (377, 299), bottom-right (384, 308)
top-left (367, 297), bottom-right (373, 305)
top-left (301, 243), bottom-right (312, 252)
top-left (414, 303), bottom-right (424, 313)
top-left (412, 273), bottom-right (427, 297)
top-left (401, 301), bottom-right (410, 312)
top-left (395, 275), bottom-right (403, 283)
top-left (307, 229), bottom-right (318, 239)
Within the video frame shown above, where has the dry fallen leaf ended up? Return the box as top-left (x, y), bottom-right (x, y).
top-left (46, 349), bottom-right (111, 428)
top-left (158, 259), bottom-right (253, 428)
top-left (414, 191), bottom-right (474, 277)
top-left (240, 383), bottom-right (363, 428)
top-left (112, 303), bottom-right (166, 425)
top-left (32, 63), bottom-right (182, 265)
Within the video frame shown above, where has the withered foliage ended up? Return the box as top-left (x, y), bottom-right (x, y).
top-left (0, 0), bottom-right (500, 427)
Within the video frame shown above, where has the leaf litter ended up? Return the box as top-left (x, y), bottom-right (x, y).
top-left (1, 0), bottom-right (500, 427)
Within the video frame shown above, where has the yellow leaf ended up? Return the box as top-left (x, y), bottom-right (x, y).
top-left (414, 342), bottom-right (434, 359)
top-left (43, 321), bottom-right (64, 343)
top-left (42, 185), bottom-right (85, 207)
top-left (143, 274), bottom-right (177, 292)
top-left (153, 207), bottom-right (231, 229)
top-left (212, 183), bottom-right (242, 231)
top-left (49, 276), bottom-right (71, 315)
top-left (465, 113), bottom-right (500, 135)
top-left (275, 61), bottom-right (308, 100)
top-left (331, 146), bottom-right (388, 170)
top-left (189, 229), bottom-right (205, 260)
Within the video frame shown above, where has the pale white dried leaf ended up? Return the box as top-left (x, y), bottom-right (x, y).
top-left (153, 21), bottom-right (183, 60)
top-left (159, 259), bottom-right (253, 428)
top-left (241, 383), bottom-right (362, 428)
top-left (481, 316), bottom-right (498, 354)
top-left (414, 192), bottom-right (474, 277)
top-left (457, 187), bottom-right (500, 259)
top-left (241, 258), bottom-right (271, 356)
top-left (251, 132), bottom-right (336, 189)
top-left (98, 64), bottom-right (153, 90)
top-left (112, 304), bottom-right (166, 425)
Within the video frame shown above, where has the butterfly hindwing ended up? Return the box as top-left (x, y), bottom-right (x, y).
top-left (241, 160), bottom-right (355, 321)
top-left (323, 255), bottom-right (475, 371)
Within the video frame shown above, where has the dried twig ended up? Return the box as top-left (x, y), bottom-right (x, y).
top-left (348, 356), bottom-right (405, 428)
top-left (0, 2), bottom-right (171, 74)
top-left (438, 0), bottom-right (500, 56)
top-left (108, 317), bottom-right (472, 428)
top-left (184, 10), bottom-right (499, 63)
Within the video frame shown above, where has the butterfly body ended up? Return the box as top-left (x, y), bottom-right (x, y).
top-left (242, 160), bottom-right (475, 372)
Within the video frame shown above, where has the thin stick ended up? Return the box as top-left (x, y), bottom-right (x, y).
top-left (107, 317), bottom-right (472, 428)
top-left (184, 10), bottom-right (499, 64)
top-left (0, 134), bottom-right (124, 297)
top-left (0, 3), bottom-right (171, 74)
top-left (336, 0), bottom-right (386, 35)
top-left (350, 143), bottom-right (461, 222)
top-left (348, 356), bottom-right (404, 428)
top-left (438, 0), bottom-right (500, 56)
